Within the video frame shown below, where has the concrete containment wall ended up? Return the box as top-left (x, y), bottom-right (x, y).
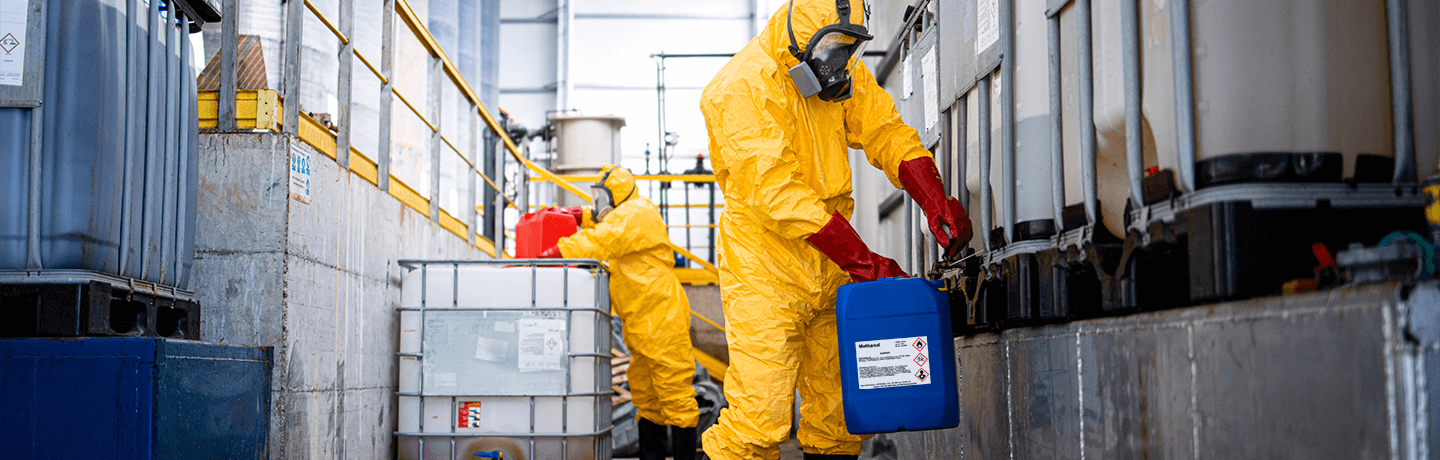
top-left (191, 132), bottom-right (487, 459)
top-left (862, 282), bottom-right (1440, 460)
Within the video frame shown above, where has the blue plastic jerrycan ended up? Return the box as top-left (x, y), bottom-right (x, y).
top-left (836, 277), bottom-right (959, 434)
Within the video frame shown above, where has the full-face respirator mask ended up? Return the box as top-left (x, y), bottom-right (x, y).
top-left (786, 0), bottom-right (873, 102)
top-left (590, 167), bottom-right (634, 223)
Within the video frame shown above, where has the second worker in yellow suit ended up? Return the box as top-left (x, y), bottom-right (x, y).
top-left (699, 0), bottom-right (973, 459)
top-left (538, 165), bottom-right (700, 460)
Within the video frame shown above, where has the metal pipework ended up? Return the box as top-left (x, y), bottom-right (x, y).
top-left (1048, 15), bottom-right (1065, 226)
top-left (1121, 0), bottom-right (1144, 210)
top-left (979, 75), bottom-right (993, 252)
top-left (1000, 0), bottom-right (1016, 244)
top-left (958, 95), bottom-right (969, 213)
top-left (1388, 0), bottom-right (1416, 184)
top-left (1077, 0), bottom-right (1098, 225)
top-left (1170, 0), bottom-right (1197, 192)
top-left (26, 105), bottom-right (43, 270)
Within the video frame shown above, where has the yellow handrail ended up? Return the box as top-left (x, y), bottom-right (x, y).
top-left (532, 174), bottom-right (718, 183)
top-left (392, 0), bottom-right (594, 204)
top-left (303, 0), bottom-right (347, 44)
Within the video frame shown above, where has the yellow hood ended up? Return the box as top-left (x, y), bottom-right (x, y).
top-left (757, 0), bottom-right (868, 68)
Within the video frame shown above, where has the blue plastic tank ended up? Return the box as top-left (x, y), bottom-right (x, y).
top-left (0, 0), bottom-right (200, 288)
top-left (836, 277), bottom-right (959, 434)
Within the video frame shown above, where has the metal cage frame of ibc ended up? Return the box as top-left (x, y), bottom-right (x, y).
top-left (394, 259), bottom-right (614, 460)
top-left (935, 0), bottom-right (1429, 334)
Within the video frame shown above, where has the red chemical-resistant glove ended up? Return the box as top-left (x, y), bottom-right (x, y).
top-left (899, 156), bottom-right (973, 255)
top-left (537, 245), bottom-right (564, 259)
top-left (553, 206), bottom-right (587, 226)
top-left (806, 212), bottom-right (909, 283)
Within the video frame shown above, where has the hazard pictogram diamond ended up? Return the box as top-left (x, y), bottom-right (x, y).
top-left (912, 337), bottom-right (926, 352)
top-left (915, 367), bottom-right (929, 382)
top-left (546, 338), bottom-right (558, 349)
top-left (0, 34), bottom-right (18, 54)
top-left (913, 352), bottom-right (928, 367)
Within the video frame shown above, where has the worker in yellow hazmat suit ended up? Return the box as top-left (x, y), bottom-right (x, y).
top-left (698, 0), bottom-right (973, 458)
top-left (537, 165), bottom-right (700, 460)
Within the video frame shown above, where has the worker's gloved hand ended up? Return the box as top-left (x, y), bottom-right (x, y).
top-left (806, 212), bottom-right (909, 283)
top-left (899, 156), bottom-right (973, 255)
top-left (552, 206), bottom-right (588, 226)
top-left (537, 245), bottom-right (564, 259)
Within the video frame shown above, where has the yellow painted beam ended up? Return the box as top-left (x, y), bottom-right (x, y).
top-left (474, 233), bottom-right (498, 258)
top-left (438, 209), bottom-right (468, 242)
top-left (692, 348), bottom-right (726, 382)
top-left (350, 148), bottom-right (379, 186)
top-left (297, 112), bottom-right (338, 160)
top-left (197, 90), bottom-right (281, 131)
top-left (532, 174), bottom-right (717, 183)
top-left (669, 243), bottom-right (719, 274)
top-left (389, 176), bottom-right (431, 218)
top-left (674, 268), bottom-right (719, 286)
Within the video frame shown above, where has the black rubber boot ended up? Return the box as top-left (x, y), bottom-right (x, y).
top-left (637, 418), bottom-right (668, 460)
top-left (802, 454), bottom-right (859, 460)
top-left (669, 425), bottom-right (697, 460)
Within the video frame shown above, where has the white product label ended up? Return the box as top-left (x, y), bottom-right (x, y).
top-left (289, 141), bottom-right (312, 204)
top-left (977, 0), bottom-right (999, 56)
top-left (474, 336), bottom-right (508, 363)
top-left (901, 53), bottom-right (914, 100)
top-left (921, 47), bottom-right (939, 130)
top-left (0, 0), bottom-right (28, 86)
top-left (518, 319), bottom-right (565, 372)
top-left (855, 335), bottom-right (932, 389)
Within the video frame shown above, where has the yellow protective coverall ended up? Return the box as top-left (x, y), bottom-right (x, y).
top-left (555, 166), bottom-right (700, 428)
top-left (698, 1), bottom-right (933, 458)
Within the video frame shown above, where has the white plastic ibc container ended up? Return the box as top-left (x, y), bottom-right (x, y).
top-left (396, 260), bottom-right (613, 460)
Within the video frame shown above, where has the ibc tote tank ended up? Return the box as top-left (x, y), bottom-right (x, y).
top-left (0, 0), bottom-right (202, 288)
top-left (1059, 0), bottom-right (1394, 236)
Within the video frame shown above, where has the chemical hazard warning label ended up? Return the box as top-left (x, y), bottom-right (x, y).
top-left (518, 318), bottom-right (565, 372)
top-left (855, 335), bottom-right (933, 390)
top-left (0, 0), bottom-right (29, 86)
top-left (457, 401), bottom-right (482, 428)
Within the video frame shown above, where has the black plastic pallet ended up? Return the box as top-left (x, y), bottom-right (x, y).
top-left (0, 279), bottom-right (199, 339)
top-left (947, 180), bottom-right (1425, 334)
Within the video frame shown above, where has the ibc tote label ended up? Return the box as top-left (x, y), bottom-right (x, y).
top-left (976, 0), bottom-right (999, 55)
top-left (518, 319), bottom-right (565, 372)
top-left (0, 0), bottom-right (28, 86)
top-left (855, 336), bottom-right (931, 389)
